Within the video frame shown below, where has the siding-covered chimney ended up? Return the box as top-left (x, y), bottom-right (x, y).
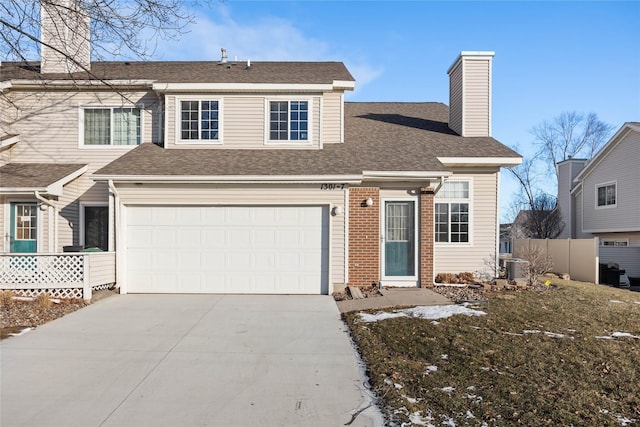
top-left (556, 158), bottom-right (587, 238)
top-left (447, 51), bottom-right (494, 137)
top-left (41, 0), bottom-right (90, 74)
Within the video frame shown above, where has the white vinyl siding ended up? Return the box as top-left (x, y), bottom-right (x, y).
top-left (434, 173), bottom-right (498, 275)
top-left (463, 59), bottom-right (491, 137)
top-left (113, 184), bottom-right (346, 288)
top-left (322, 91), bottom-right (343, 144)
top-left (581, 129), bottom-right (640, 232)
top-left (448, 61), bottom-right (463, 136)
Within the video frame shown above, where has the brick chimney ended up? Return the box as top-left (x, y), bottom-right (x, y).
top-left (447, 51), bottom-right (494, 137)
top-left (40, 0), bottom-right (90, 74)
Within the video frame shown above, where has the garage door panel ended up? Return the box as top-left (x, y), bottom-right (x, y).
top-left (127, 205), bottom-right (328, 294)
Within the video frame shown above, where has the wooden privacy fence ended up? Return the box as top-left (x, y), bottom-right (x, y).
top-left (513, 238), bottom-right (599, 283)
top-left (0, 252), bottom-right (115, 300)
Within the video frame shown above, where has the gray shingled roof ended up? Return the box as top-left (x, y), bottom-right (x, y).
top-left (0, 163), bottom-right (86, 189)
top-left (95, 102), bottom-right (520, 178)
top-left (1, 61), bottom-right (354, 85)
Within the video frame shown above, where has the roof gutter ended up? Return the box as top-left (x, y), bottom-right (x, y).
top-left (92, 174), bottom-right (364, 184)
top-left (6, 79), bottom-right (155, 90)
top-left (362, 170), bottom-right (453, 182)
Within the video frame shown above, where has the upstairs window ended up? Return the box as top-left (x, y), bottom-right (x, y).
top-left (180, 100), bottom-right (220, 142)
top-left (269, 100), bottom-right (309, 142)
top-left (435, 181), bottom-right (471, 243)
top-left (596, 182), bottom-right (616, 208)
top-left (83, 107), bottom-right (141, 146)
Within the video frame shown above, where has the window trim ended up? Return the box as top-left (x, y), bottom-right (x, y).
top-left (595, 181), bottom-right (617, 209)
top-left (264, 97), bottom-right (313, 145)
top-left (434, 178), bottom-right (473, 246)
top-left (80, 202), bottom-right (109, 251)
top-left (600, 239), bottom-right (629, 247)
top-left (174, 97), bottom-right (224, 145)
top-left (78, 104), bottom-right (144, 148)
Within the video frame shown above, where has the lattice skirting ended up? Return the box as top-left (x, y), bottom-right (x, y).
top-left (92, 283), bottom-right (116, 292)
top-left (12, 288), bottom-right (84, 300)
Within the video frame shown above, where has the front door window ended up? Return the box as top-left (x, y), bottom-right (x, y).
top-left (10, 202), bottom-right (37, 253)
top-left (384, 201), bottom-right (415, 277)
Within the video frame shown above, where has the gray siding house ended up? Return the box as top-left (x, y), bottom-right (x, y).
top-left (557, 122), bottom-right (640, 278)
top-left (0, 2), bottom-right (521, 297)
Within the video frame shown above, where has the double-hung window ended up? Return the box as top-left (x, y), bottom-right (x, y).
top-left (180, 100), bottom-right (220, 142)
top-left (83, 107), bottom-right (141, 146)
top-left (596, 182), bottom-right (616, 208)
top-left (435, 181), bottom-right (470, 243)
top-left (268, 100), bottom-right (309, 142)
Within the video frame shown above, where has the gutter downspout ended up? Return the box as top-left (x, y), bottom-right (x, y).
top-left (108, 180), bottom-right (121, 291)
top-left (34, 191), bottom-right (57, 252)
top-left (433, 175), bottom-right (447, 194)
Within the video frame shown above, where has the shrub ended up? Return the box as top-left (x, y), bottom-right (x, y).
top-left (458, 272), bottom-right (475, 283)
top-left (34, 293), bottom-right (51, 309)
top-left (0, 290), bottom-right (16, 307)
top-left (435, 273), bottom-right (458, 284)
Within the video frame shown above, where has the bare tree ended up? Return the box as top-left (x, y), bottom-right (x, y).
top-left (506, 158), bottom-right (565, 239)
top-left (1, 0), bottom-right (202, 65)
top-left (532, 111), bottom-right (614, 182)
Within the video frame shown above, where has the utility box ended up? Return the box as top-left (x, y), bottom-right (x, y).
top-left (506, 258), bottom-right (529, 280)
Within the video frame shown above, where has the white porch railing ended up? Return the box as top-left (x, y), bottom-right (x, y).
top-left (0, 252), bottom-right (116, 301)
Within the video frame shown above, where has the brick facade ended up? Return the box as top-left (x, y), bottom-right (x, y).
top-left (419, 187), bottom-right (435, 287)
top-left (347, 187), bottom-right (380, 287)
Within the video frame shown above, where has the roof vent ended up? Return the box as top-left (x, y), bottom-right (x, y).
top-left (220, 48), bottom-right (228, 64)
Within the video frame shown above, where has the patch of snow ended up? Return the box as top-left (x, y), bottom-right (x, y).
top-left (466, 386), bottom-right (476, 390)
top-left (523, 329), bottom-right (542, 334)
top-left (503, 331), bottom-right (524, 336)
top-left (384, 378), bottom-right (403, 389)
top-left (431, 321), bottom-right (440, 325)
top-left (609, 300), bottom-right (624, 303)
top-left (480, 367), bottom-right (490, 371)
top-left (616, 415), bottom-right (637, 426)
top-left (544, 331), bottom-right (573, 339)
top-left (466, 410), bottom-right (475, 419)
top-left (465, 394), bottom-right (483, 403)
top-left (408, 410), bottom-right (435, 427)
top-left (469, 326), bottom-right (483, 329)
top-left (425, 365), bottom-right (438, 375)
top-left (567, 328), bottom-right (577, 332)
top-left (440, 354), bottom-right (448, 360)
top-left (441, 416), bottom-right (456, 426)
top-left (595, 336), bottom-right (614, 340)
top-left (9, 327), bottom-right (33, 337)
top-left (612, 332), bottom-right (640, 339)
top-left (359, 304), bottom-right (486, 323)
top-left (481, 423), bottom-right (489, 427)
top-left (634, 302), bottom-right (640, 305)
top-left (402, 394), bottom-right (420, 404)
top-left (440, 386), bottom-right (455, 393)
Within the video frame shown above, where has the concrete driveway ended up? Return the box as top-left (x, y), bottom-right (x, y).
top-left (1, 295), bottom-right (382, 427)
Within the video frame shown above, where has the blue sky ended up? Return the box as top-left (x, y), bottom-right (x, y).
top-left (151, 1), bottom-right (639, 220)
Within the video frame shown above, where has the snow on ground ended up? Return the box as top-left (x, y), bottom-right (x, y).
top-left (440, 354), bottom-right (448, 360)
top-left (440, 386), bottom-right (455, 393)
top-left (425, 365), bottom-right (438, 375)
top-left (358, 304), bottom-right (486, 323)
top-left (596, 332), bottom-right (640, 340)
top-left (609, 300), bottom-right (625, 303)
top-left (522, 330), bottom-right (573, 339)
top-left (600, 409), bottom-right (638, 426)
top-left (406, 410), bottom-right (435, 427)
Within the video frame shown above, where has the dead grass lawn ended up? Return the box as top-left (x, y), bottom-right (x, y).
top-left (344, 279), bottom-right (640, 426)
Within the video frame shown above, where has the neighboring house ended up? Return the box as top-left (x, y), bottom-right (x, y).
top-left (499, 223), bottom-right (513, 254)
top-left (0, 3), bottom-right (521, 296)
top-left (557, 122), bottom-right (640, 278)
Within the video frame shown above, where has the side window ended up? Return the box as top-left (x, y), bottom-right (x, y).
top-left (435, 181), bottom-right (470, 243)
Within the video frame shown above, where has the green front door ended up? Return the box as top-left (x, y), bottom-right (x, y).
top-left (384, 201), bottom-right (416, 277)
top-left (10, 202), bottom-right (37, 253)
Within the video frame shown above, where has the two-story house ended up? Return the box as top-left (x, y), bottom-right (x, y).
top-left (0, 4), bottom-right (521, 297)
top-left (556, 122), bottom-right (640, 279)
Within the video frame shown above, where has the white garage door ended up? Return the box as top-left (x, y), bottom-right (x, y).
top-left (126, 206), bottom-right (329, 294)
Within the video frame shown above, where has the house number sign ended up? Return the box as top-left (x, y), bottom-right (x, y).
top-left (319, 183), bottom-right (347, 190)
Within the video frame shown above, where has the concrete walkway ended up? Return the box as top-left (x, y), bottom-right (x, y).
top-left (1, 295), bottom-right (382, 427)
top-left (336, 287), bottom-right (452, 313)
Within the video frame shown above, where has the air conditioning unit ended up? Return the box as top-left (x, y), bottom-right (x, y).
top-left (506, 258), bottom-right (529, 280)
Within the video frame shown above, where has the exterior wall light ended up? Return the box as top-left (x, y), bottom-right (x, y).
top-left (332, 206), bottom-right (343, 216)
top-left (366, 197), bottom-right (374, 207)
